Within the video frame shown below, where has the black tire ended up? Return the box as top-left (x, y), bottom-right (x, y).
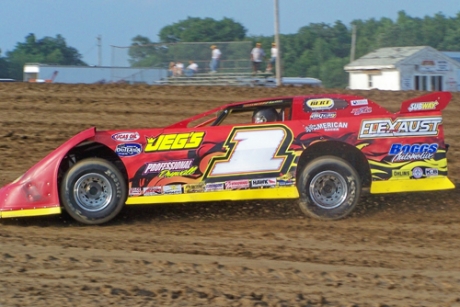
top-left (297, 156), bottom-right (361, 220)
top-left (60, 158), bottom-right (127, 225)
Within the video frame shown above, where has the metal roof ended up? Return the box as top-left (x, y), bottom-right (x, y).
top-left (345, 46), bottom-right (429, 70)
top-left (442, 51), bottom-right (460, 63)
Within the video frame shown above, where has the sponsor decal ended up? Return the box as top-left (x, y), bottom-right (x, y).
top-left (163, 184), bottom-right (182, 195)
top-left (143, 159), bottom-right (193, 174)
top-left (425, 168), bottom-right (439, 177)
top-left (143, 186), bottom-right (162, 196)
top-left (143, 159), bottom-right (198, 178)
top-left (111, 132), bottom-right (140, 142)
top-left (388, 143), bottom-right (438, 162)
top-left (225, 180), bottom-right (250, 190)
top-left (277, 179), bottom-right (295, 186)
top-left (305, 98), bottom-right (334, 110)
top-left (205, 182), bottom-right (224, 192)
top-left (305, 122), bottom-right (348, 133)
top-left (359, 117), bottom-right (442, 138)
top-left (129, 187), bottom-right (142, 196)
top-left (350, 99), bottom-right (368, 106)
top-left (145, 132), bottom-right (205, 152)
top-left (351, 106), bottom-right (372, 115)
top-left (251, 178), bottom-right (277, 188)
top-left (392, 170), bottom-right (411, 177)
top-left (310, 112), bottom-right (337, 120)
top-left (408, 102), bottom-right (438, 112)
top-left (115, 143), bottom-right (142, 157)
top-left (184, 183), bottom-right (205, 193)
top-left (412, 167), bottom-right (424, 179)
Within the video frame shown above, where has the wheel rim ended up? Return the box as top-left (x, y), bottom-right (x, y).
top-left (73, 173), bottom-right (113, 212)
top-left (309, 170), bottom-right (347, 210)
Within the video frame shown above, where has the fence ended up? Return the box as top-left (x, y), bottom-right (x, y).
top-left (110, 41), bottom-right (253, 75)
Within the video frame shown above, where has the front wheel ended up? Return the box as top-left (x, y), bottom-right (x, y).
top-left (297, 156), bottom-right (361, 220)
top-left (60, 158), bottom-right (127, 225)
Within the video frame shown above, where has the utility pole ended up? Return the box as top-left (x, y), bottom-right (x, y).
top-left (97, 35), bottom-right (102, 66)
top-left (274, 0), bottom-right (281, 86)
top-left (350, 25), bottom-right (357, 62)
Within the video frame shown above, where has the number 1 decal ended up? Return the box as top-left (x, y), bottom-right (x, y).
top-left (205, 125), bottom-right (295, 180)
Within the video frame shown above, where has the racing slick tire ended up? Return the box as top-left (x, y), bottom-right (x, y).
top-left (297, 156), bottom-right (361, 220)
top-left (60, 158), bottom-right (127, 225)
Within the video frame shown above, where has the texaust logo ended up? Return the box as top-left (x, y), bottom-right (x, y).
top-left (359, 117), bottom-right (442, 138)
top-left (115, 143), bottom-right (142, 157)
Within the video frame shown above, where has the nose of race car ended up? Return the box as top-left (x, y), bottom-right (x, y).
top-left (0, 177), bottom-right (61, 218)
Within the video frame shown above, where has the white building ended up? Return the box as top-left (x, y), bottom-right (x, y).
top-left (344, 46), bottom-right (460, 92)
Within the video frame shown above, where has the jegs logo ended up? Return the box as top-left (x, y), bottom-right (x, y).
top-left (408, 102), bottom-right (438, 112)
top-left (145, 132), bottom-right (205, 152)
top-left (359, 117), bottom-right (442, 138)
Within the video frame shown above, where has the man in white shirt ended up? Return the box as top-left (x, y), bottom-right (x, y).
top-left (251, 43), bottom-right (265, 74)
top-left (185, 60), bottom-right (199, 77)
top-left (209, 45), bottom-right (221, 73)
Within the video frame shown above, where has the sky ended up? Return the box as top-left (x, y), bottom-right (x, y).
top-left (1, 0), bottom-right (459, 66)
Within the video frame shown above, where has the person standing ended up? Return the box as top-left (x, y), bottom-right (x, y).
top-left (266, 42), bottom-right (277, 73)
top-left (251, 42), bottom-right (265, 74)
top-left (209, 45), bottom-right (221, 73)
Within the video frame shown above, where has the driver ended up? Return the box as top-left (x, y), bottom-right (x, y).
top-left (252, 108), bottom-right (279, 123)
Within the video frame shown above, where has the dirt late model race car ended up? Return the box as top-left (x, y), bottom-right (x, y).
top-left (0, 91), bottom-right (455, 224)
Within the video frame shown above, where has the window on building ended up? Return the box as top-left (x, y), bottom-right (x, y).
top-left (368, 75), bottom-right (373, 89)
top-left (415, 75), bottom-right (443, 91)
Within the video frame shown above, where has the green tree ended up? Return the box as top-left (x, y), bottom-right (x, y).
top-left (0, 49), bottom-right (9, 78)
top-left (158, 17), bottom-right (246, 42)
top-left (6, 33), bottom-right (86, 80)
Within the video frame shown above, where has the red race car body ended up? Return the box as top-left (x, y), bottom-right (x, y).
top-left (0, 91), bottom-right (455, 224)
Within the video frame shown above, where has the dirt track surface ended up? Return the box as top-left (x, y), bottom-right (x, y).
top-left (1, 83), bottom-right (460, 306)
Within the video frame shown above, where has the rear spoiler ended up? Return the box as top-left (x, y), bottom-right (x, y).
top-left (399, 91), bottom-right (451, 113)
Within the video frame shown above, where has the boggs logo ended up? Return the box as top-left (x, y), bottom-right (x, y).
top-left (359, 117), bottom-right (442, 139)
top-left (145, 132), bottom-right (205, 152)
top-left (305, 98), bottom-right (334, 110)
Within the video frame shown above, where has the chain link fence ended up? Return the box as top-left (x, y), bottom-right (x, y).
top-left (111, 41), bottom-right (253, 76)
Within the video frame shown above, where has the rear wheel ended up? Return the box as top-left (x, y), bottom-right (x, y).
top-left (60, 158), bottom-right (127, 225)
top-left (297, 156), bottom-right (361, 220)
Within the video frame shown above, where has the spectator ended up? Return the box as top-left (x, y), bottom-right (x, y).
top-left (175, 61), bottom-right (184, 76)
top-left (266, 42), bottom-right (277, 73)
top-left (251, 43), bottom-right (265, 74)
top-left (185, 60), bottom-right (199, 77)
top-left (168, 62), bottom-right (176, 77)
top-left (209, 45), bottom-right (221, 73)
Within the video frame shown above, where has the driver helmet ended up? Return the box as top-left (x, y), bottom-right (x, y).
top-left (252, 108), bottom-right (278, 123)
